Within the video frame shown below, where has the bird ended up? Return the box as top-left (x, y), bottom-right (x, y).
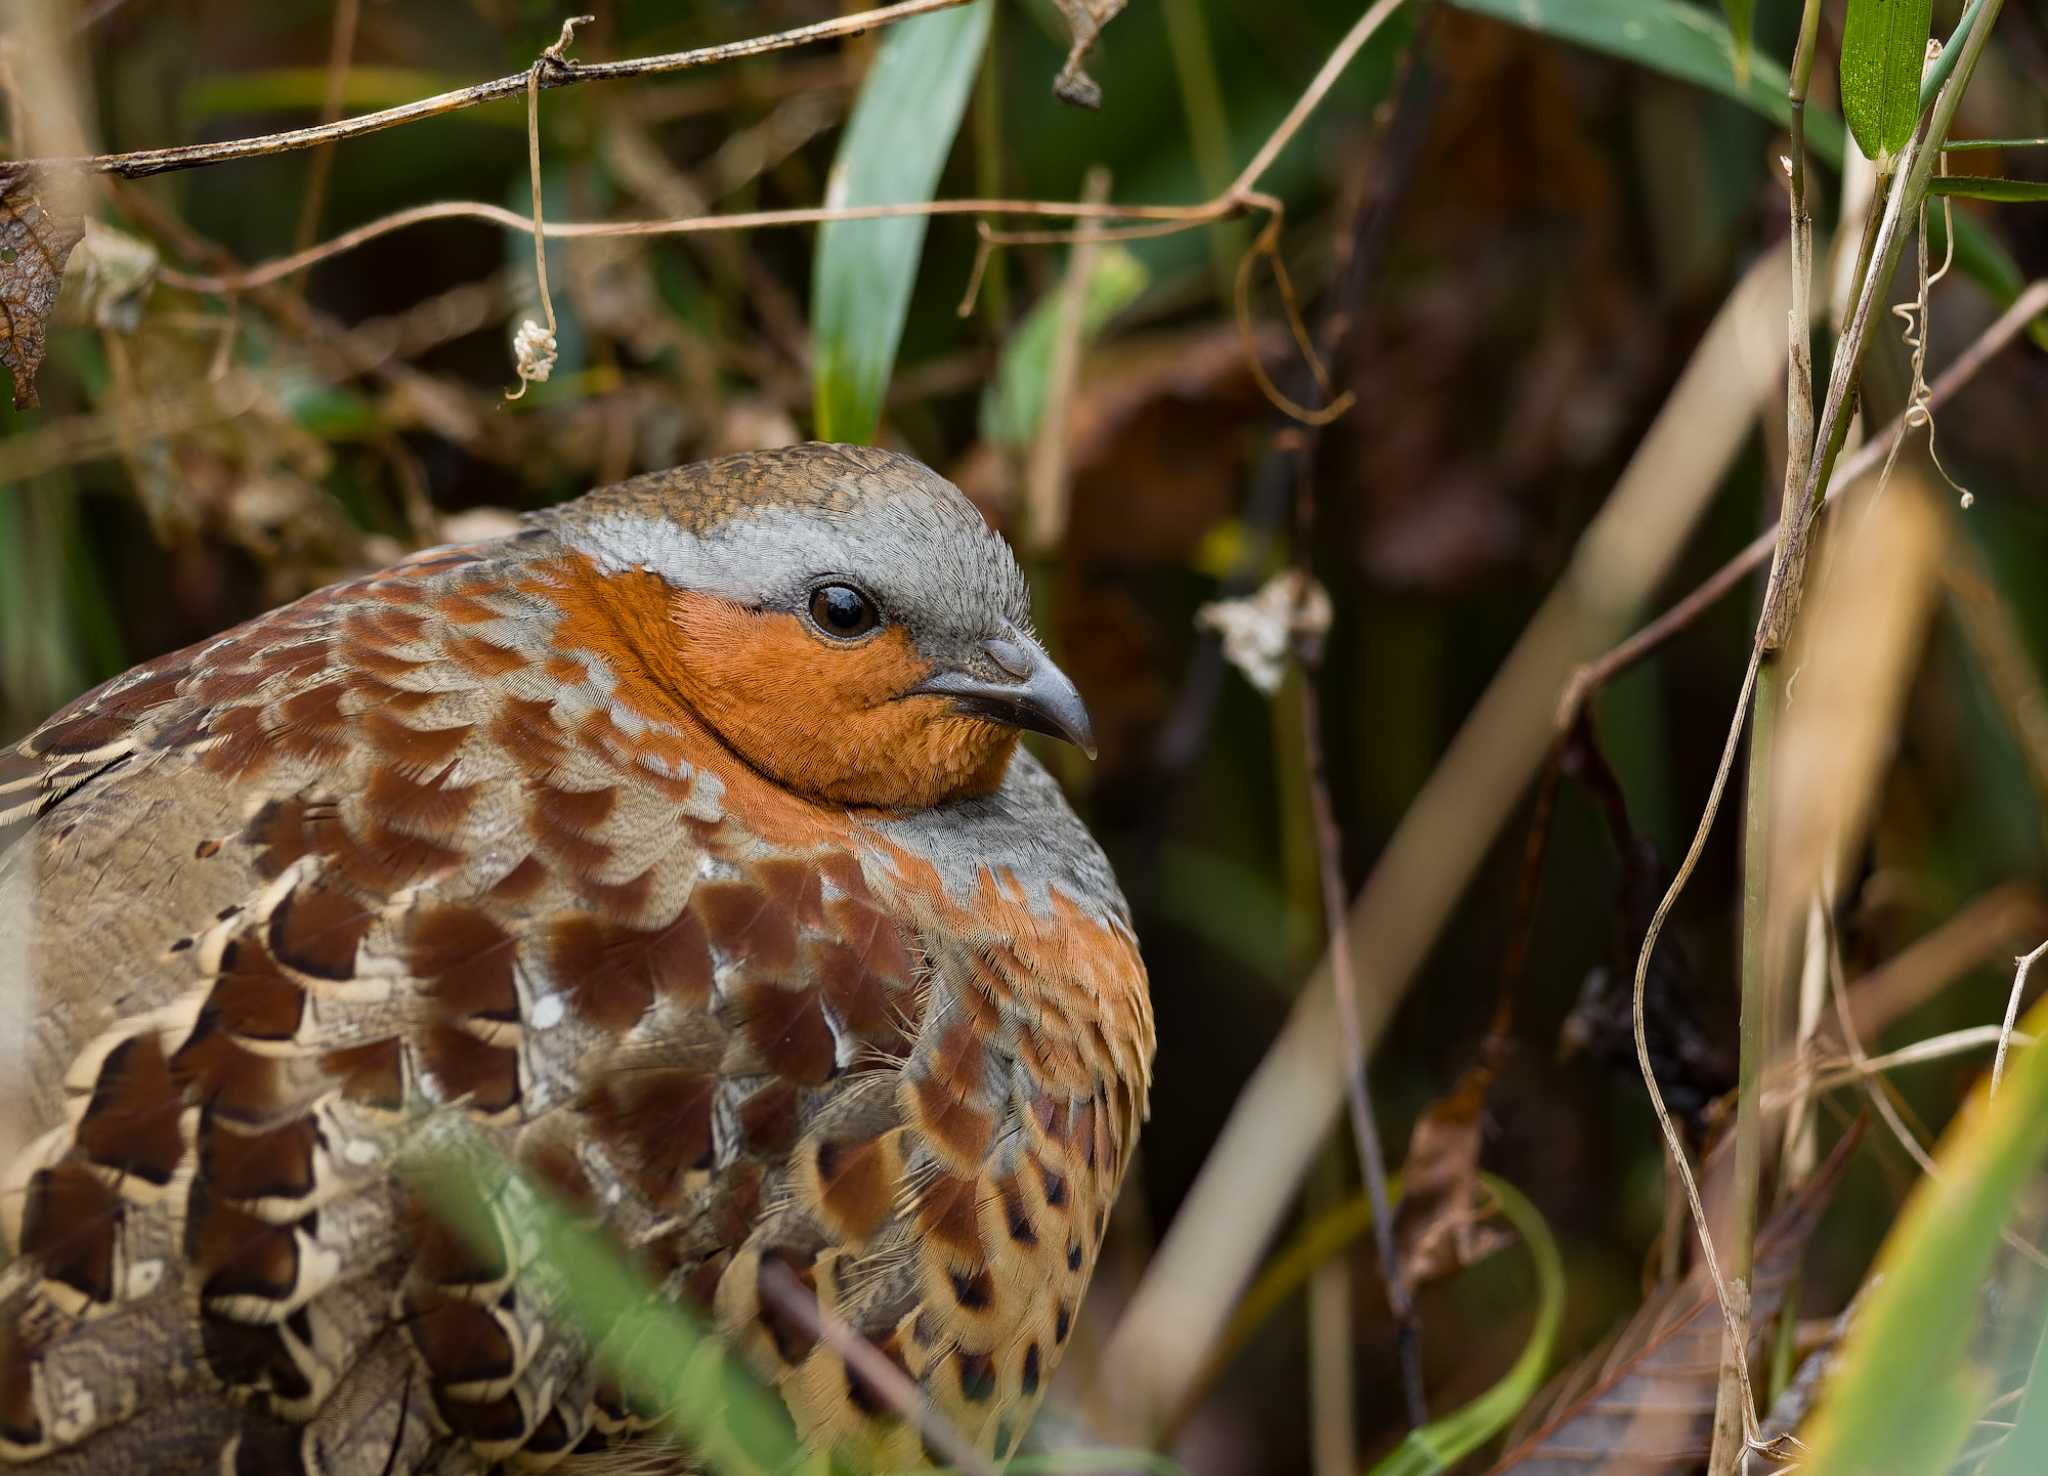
top-left (0, 442), bottom-right (1153, 1475)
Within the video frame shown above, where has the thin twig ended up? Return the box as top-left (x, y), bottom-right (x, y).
top-left (1300, 664), bottom-right (1424, 1427)
top-left (1630, 637), bottom-right (1768, 1445)
top-left (1770, 1025), bottom-right (2035, 1102)
top-left (1561, 277), bottom-right (2048, 722)
top-left (24, 0), bottom-right (982, 179)
top-left (1992, 939), bottom-right (2048, 1096)
top-left (1826, 912), bottom-right (2048, 1274)
top-left (133, 0), bottom-right (1413, 317)
top-left (755, 1260), bottom-right (998, 1476)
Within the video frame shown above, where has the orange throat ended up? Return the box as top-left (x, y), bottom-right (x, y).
top-left (533, 556), bottom-right (1019, 811)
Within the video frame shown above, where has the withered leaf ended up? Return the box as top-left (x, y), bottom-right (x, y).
top-left (1051, 0), bottom-right (1127, 108)
top-left (1488, 1127), bottom-right (1862, 1475)
top-left (0, 163), bottom-right (87, 410)
top-left (1396, 1060), bottom-right (1515, 1286)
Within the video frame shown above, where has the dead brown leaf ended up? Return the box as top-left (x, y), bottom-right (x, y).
top-left (1051, 0), bottom-right (1127, 108)
top-left (1488, 1126), bottom-right (1863, 1475)
top-left (1395, 1061), bottom-right (1516, 1285)
top-left (0, 164), bottom-right (87, 411)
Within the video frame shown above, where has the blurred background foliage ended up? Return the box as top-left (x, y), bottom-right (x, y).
top-left (4, 0), bottom-right (2048, 1471)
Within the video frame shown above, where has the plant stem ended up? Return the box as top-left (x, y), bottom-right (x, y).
top-left (1298, 668), bottom-right (1425, 1427)
top-left (1707, 8), bottom-right (1820, 1466)
top-left (1706, 9), bottom-right (2008, 1469)
top-left (1711, 661), bottom-right (1779, 1475)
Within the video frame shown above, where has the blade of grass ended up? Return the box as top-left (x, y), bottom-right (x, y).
top-left (812, 0), bottom-right (992, 443)
top-left (1929, 175), bottom-right (2048, 202)
top-left (412, 1132), bottom-right (801, 1476)
top-left (1797, 994), bottom-right (2048, 1472)
top-left (1841, 0), bottom-right (1935, 165)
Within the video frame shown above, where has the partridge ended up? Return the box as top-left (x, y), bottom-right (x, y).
top-left (0, 443), bottom-right (1153, 1474)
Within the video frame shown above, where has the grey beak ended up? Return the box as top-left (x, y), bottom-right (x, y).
top-left (915, 631), bottom-right (1098, 758)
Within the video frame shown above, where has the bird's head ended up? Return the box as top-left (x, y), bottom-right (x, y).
top-left (547, 442), bottom-right (1094, 811)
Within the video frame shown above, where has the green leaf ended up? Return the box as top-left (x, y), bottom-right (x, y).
top-left (1841, 0), bottom-right (1935, 164)
top-left (1799, 998), bottom-right (2048, 1472)
top-left (414, 1134), bottom-right (800, 1475)
top-left (1365, 1176), bottom-right (1563, 1476)
top-left (1723, 0), bottom-right (1756, 88)
top-left (978, 244), bottom-right (1148, 448)
top-left (1929, 175), bottom-right (2048, 202)
top-left (811, 1), bottom-right (993, 444)
top-left (1446, 0), bottom-right (1844, 163)
top-left (1984, 1309), bottom-right (2048, 1476)
top-left (1920, 0), bottom-right (1993, 113)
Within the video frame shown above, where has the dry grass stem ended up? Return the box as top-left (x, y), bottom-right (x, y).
top-left (1639, 107), bottom-right (1965, 1456)
top-left (1825, 918), bottom-right (2048, 1275)
top-left (1768, 1025), bottom-right (2036, 1104)
top-left (1301, 659), bottom-right (1423, 1426)
top-left (1992, 939), bottom-right (2048, 1097)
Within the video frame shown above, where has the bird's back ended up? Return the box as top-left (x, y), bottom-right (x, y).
top-left (0, 509), bottom-right (1150, 1473)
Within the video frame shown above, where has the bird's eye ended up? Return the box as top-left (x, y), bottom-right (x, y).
top-left (808, 583), bottom-right (880, 639)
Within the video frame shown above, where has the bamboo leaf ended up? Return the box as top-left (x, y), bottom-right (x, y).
top-left (811, 1), bottom-right (993, 444)
top-left (1798, 1000), bottom-right (2048, 1472)
top-left (1841, 0), bottom-right (1935, 165)
top-left (1928, 175), bottom-right (2048, 202)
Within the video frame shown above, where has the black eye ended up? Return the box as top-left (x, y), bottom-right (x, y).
top-left (808, 583), bottom-right (880, 639)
